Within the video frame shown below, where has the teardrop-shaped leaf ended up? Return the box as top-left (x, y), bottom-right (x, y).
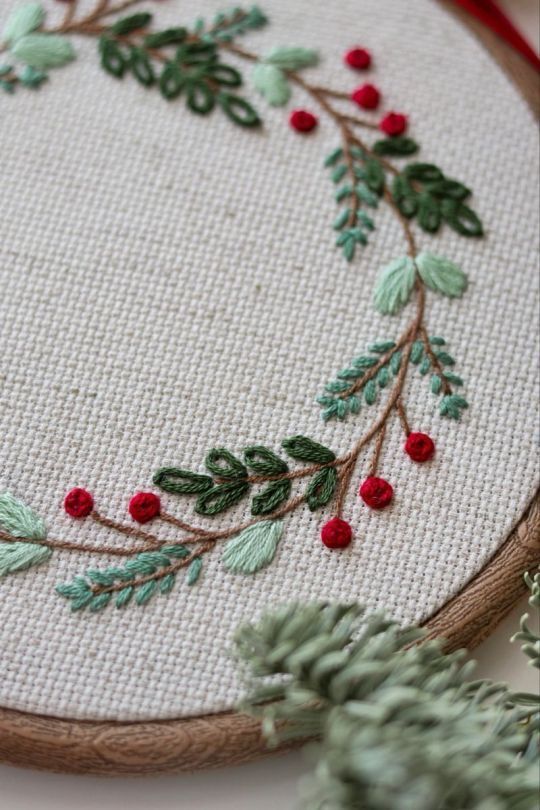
top-left (244, 446), bottom-right (288, 475)
top-left (218, 92), bottom-right (261, 127)
top-left (416, 252), bottom-right (467, 298)
top-left (129, 46), bottom-right (155, 86)
top-left (282, 436), bottom-right (335, 464)
top-left (252, 63), bottom-right (290, 106)
top-left (186, 557), bottom-right (203, 585)
top-left (427, 179), bottom-right (470, 200)
top-left (0, 493), bottom-right (46, 539)
top-left (365, 158), bottom-right (385, 195)
top-left (205, 448), bottom-right (247, 479)
top-left (391, 175), bottom-right (418, 218)
top-left (364, 379), bottom-right (377, 405)
top-left (441, 200), bottom-right (483, 237)
top-left (159, 61), bottom-right (185, 99)
top-left (306, 467), bottom-right (338, 511)
top-left (110, 12), bottom-right (152, 35)
top-left (405, 163), bottom-right (444, 183)
top-left (418, 193), bottom-right (441, 233)
top-left (374, 256), bottom-right (416, 315)
top-left (153, 468), bottom-right (213, 494)
top-left (205, 63), bottom-right (241, 87)
top-left (12, 33), bottom-right (75, 69)
top-left (2, 2), bottom-right (43, 45)
top-left (187, 80), bottom-right (215, 114)
top-left (251, 479), bottom-right (292, 516)
top-left (222, 520), bottom-right (283, 574)
top-left (195, 481), bottom-right (250, 516)
top-left (373, 137), bottom-right (418, 157)
top-left (0, 541), bottom-right (51, 577)
top-left (144, 27), bottom-right (187, 48)
top-left (263, 47), bottom-right (318, 70)
top-left (99, 36), bottom-right (126, 78)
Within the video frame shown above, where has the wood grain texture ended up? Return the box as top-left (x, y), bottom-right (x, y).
top-left (0, 2), bottom-right (538, 775)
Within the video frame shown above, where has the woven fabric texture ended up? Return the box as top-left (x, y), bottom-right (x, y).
top-left (0, 0), bottom-right (538, 721)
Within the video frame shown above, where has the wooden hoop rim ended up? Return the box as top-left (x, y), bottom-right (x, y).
top-left (1, 1), bottom-right (539, 774)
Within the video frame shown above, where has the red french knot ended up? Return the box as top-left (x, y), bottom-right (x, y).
top-left (64, 488), bottom-right (94, 518)
top-left (404, 432), bottom-right (435, 463)
top-left (351, 83), bottom-right (380, 110)
top-left (289, 109), bottom-right (318, 133)
top-left (321, 517), bottom-right (353, 549)
top-left (344, 47), bottom-right (371, 70)
top-left (359, 477), bottom-right (394, 509)
top-left (379, 112), bottom-right (408, 136)
top-left (129, 492), bottom-right (161, 524)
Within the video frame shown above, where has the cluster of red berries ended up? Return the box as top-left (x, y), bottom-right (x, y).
top-left (64, 488), bottom-right (161, 524)
top-left (321, 432), bottom-right (435, 549)
top-left (289, 45), bottom-right (408, 136)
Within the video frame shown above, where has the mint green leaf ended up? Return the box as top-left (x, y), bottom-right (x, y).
top-left (374, 256), bottom-right (416, 315)
top-left (11, 33), bottom-right (75, 69)
top-left (252, 63), bottom-right (290, 106)
top-left (2, 3), bottom-right (43, 45)
top-left (263, 46), bottom-right (318, 71)
top-left (0, 493), bottom-right (46, 539)
top-left (222, 520), bottom-right (283, 574)
top-left (416, 252), bottom-right (467, 298)
top-left (0, 540), bottom-right (51, 577)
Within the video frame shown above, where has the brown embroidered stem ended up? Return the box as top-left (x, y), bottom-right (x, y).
top-left (58, 0), bottom-right (80, 32)
top-left (158, 511), bottom-right (211, 536)
top-left (368, 423), bottom-right (387, 477)
top-left (396, 399), bottom-right (411, 436)
top-left (0, 529), bottom-right (152, 557)
top-left (90, 511), bottom-right (162, 548)
top-left (420, 326), bottom-right (452, 394)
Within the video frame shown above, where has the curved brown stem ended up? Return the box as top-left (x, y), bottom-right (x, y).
top-left (0, 529), bottom-right (150, 557)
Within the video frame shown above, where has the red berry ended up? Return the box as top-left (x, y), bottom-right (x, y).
top-left (380, 112), bottom-right (408, 136)
top-left (289, 109), bottom-right (318, 133)
top-left (344, 47), bottom-right (371, 70)
top-left (359, 476), bottom-right (393, 509)
top-left (64, 488), bottom-right (94, 519)
top-left (129, 492), bottom-right (161, 524)
top-left (404, 432), bottom-right (435, 463)
top-left (321, 517), bottom-right (353, 549)
top-left (351, 83), bottom-right (380, 110)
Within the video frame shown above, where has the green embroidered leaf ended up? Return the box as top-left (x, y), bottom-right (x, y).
top-left (352, 356), bottom-right (378, 369)
top-left (373, 137), bottom-right (419, 157)
top-left (427, 179), bottom-right (471, 201)
top-left (410, 340), bottom-right (424, 364)
top-left (206, 63), bottom-right (242, 87)
top-left (205, 448), bottom-right (247, 479)
top-left (364, 158), bottom-right (385, 195)
top-left (11, 34), bottom-right (75, 70)
top-left (440, 394), bottom-right (469, 420)
top-left (222, 520), bottom-right (283, 574)
top-left (0, 541), bottom-right (51, 577)
top-left (129, 46), bottom-right (155, 86)
top-left (282, 436), bottom-right (335, 464)
top-left (19, 64), bottom-right (46, 87)
top-left (405, 163), bottom-right (444, 183)
top-left (187, 80), bottom-right (215, 114)
top-left (244, 446), bottom-right (288, 475)
top-left (252, 63), bottom-right (290, 106)
top-left (262, 46), bottom-right (318, 71)
top-left (377, 366), bottom-right (390, 388)
top-left (251, 479), bottom-right (292, 515)
top-left (110, 13), bottom-right (152, 35)
top-left (374, 256), bottom-right (416, 315)
top-left (441, 200), bottom-right (483, 237)
top-left (144, 28), bottom-right (187, 48)
top-left (2, 2), bottom-right (43, 45)
top-left (195, 481), bottom-right (250, 516)
top-left (0, 493), bottom-right (47, 539)
top-left (99, 36), bottom-right (126, 78)
top-left (390, 350), bottom-right (402, 375)
top-left (416, 252), bottom-right (468, 298)
top-left (159, 61), bottom-right (185, 99)
top-left (368, 341), bottom-right (396, 353)
top-left (364, 379), bottom-right (377, 405)
top-left (444, 372), bottom-right (464, 386)
top-left (324, 147), bottom-right (343, 167)
top-left (177, 41), bottom-right (217, 67)
top-left (153, 468), bottom-right (213, 495)
top-left (306, 467), bottom-right (338, 511)
top-left (186, 557), bottom-right (203, 585)
top-left (431, 375), bottom-right (443, 394)
top-left (417, 193), bottom-right (441, 233)
top-left (391, 175), bottom-right (418, 218)
top-left (218, 92), bottom-right (261, 127)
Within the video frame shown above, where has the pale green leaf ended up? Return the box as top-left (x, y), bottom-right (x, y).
top-left (252, 63), bottom-right (290, 106)
top-left (222, 520), bottom-right (283, 575)
top-left (0, 541), bottom-right (51, 577)
top-left (11, 33), bottom-right (75, 69)
top-left (373, 256), bottom-right (416, 315)
top-left (263, 46), bottom-right (318, 71)
top-left (0, 492), bottom-right (46, 539)
top-left (416, 252), bottom-right (468, 298)
top-left (2, 2), bottom-right (44, 45)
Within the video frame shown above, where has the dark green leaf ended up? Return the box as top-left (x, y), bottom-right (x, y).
top-left (153, 468), bottom-right (213, 495)
top-left (159, 61), bottom-right (185, 99)
top-left (306, 467), bottom-right (338, 511)
top-left (282, 436), bottom-right (335, 464)
top-left (177, 41), bottom-right (217, 66)
top-left (418, 193), bottom-right (441, 233)
top-left (392, 175), bottom-right (417, 218)
top-left (365, 158), bottom-right (385, 195)
top-left (195, 481), bottom-right (250, 516)
top-left (187, 80), bottom-right (215, 114)
top-left (129, 46), bottom-right (155, 86)
top-left (426, 179), bottom-right (471, 200)
top-left (99, 37), bottom-right (126, 78)
top-left (441, 200), bottom-right (483, 237)
top-left (205, 448), bottom-right (247, 479)
top-left (251, 479), bottom-right (292, 515)
top-left (405, 163), bottom-right (444, 183)
top-left (218, 92), bottom-right (261, 127)
top-left (144, 28), bottom-right (187, 48)
top-left (244, 446), bottom-right (288, 475)
top-left (373, 137), bottom-right (419, 156)
top-left (205, 63), bottom-right (242, 87)
top-left (111, 13), bottom-right (152, 35)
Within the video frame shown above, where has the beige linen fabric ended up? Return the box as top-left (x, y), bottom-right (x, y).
top-left (0, 0), bottom-right (538, 721)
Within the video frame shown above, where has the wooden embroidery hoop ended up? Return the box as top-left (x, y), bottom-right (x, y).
top-left (0, 1), bottom-right (538, 775)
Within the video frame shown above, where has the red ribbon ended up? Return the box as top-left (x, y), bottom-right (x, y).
top-left (450, 0), bottom-right (540, 71)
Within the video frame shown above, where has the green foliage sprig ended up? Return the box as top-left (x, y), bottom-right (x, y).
top-left (235, 573), bottom-right (540, 810)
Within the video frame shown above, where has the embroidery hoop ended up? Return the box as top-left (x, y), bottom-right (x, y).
top-left (0, 0), bottom-right (538, 774)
